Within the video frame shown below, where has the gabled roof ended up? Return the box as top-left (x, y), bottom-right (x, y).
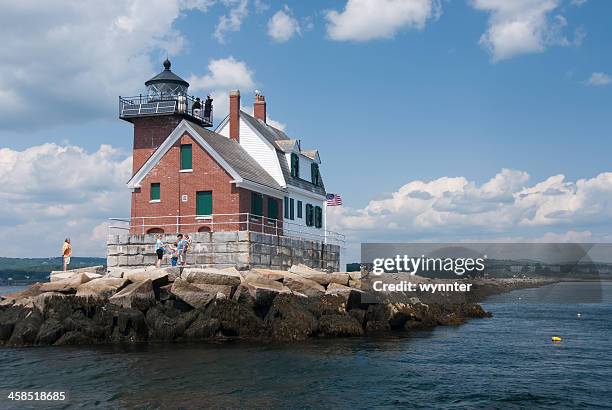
top-left (240, 112), bottom-right (292, 146)
top-left (275, 139), bottom-right (299, 152)
top-left (276, 150), bottom-right (326, 196)
top-left (238, 111), bottom-right (326, 196)
top-left (301, 150), bottom-right (321, 163)
top-left (127, 120), bottom-right (284, 194)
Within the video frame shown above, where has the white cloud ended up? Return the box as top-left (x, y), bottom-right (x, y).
top-left (187, 56), bottom-right (285, 130)
top-left (0, 0), bottom-right (215, 131)
top-left (586, 72), bottom-right (611, 86)
top-left (570, 0), bottom-right (587, 6)
top-left (470, 0), bottom-right (584, 61)
top-left (188, 57), bottom-right (255, 119)
top-left (267, 5), bottom-right (301, 43)
top-left (327, 169), bottom-right (612, 246)
top-left (214, 0), bottom-right (249, 43)
top-left (325, 0), bottom-right (441, 42)
top-left (0, 143), bottom-right (132, 257)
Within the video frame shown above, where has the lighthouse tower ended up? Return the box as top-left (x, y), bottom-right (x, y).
top-left (119, 59), bottom-right (213, 175)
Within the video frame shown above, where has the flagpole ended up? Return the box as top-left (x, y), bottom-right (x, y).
top-left (324, 199), bottom-right (327, 245)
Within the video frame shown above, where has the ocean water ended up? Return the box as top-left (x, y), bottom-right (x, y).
top-left (0, 282), bottom-right (611, 409)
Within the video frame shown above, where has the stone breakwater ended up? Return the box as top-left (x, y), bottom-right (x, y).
top-left (0, 265), bottom-right (543, 347)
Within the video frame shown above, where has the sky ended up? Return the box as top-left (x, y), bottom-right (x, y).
top-left (0, 0), bottom-right (610, 260)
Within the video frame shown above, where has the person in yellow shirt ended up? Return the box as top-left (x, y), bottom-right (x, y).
top-left (62, 238), bottom-right (72, 271)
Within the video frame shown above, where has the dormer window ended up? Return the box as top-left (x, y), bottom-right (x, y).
top-left (290, 153), bottom-right (299, 178)
top-left (311, 163), bottom-right (320, 186)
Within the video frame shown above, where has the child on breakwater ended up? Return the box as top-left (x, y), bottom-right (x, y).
top-left (169, 241), bottom-right (179, 266)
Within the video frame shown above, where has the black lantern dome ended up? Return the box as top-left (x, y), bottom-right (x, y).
top-left (145, 59), bottom-right (189, 98)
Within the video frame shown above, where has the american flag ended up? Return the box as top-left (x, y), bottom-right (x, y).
top-left (326, 193), bottom-right (343, 206)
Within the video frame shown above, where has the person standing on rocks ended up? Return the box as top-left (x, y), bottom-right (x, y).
top-left (155, 234), bottom-right (165, 268)
top-left (62, 238), bottom-right (72, 271)
top-left (177, 233), bottom-right (188, 267)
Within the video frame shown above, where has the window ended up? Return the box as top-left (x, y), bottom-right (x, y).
top-left (311, 163), bottom-right (320, 186)
top-left (196, 191), bottom-right (212, 216)
top-left (290, 198), bottom-right (295, 220)
top-left (305, 204), bottom-right (314, 227)
top-left (284, 197), bottom-right (289, 218)
top-left (180, 144), bottom-right (192, 170)
top-left (150, 183), bottom-right (160, 201)
top-left (297, 201), bottom-right (303, 218)
top-left (251, 192), bottom-right (263, 216)
top-left (268, 197), bottom-right (278, 219)
top-left (315, 206), bottom-right (323, 228)
top-left (290, 153), bottom-right (299, 178)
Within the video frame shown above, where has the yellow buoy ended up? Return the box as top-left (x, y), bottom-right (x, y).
top-left (551, 336), bottom-right (562, 342)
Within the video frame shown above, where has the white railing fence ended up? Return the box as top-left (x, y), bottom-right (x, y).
top-left (108, 213), bottom-right (345, 246)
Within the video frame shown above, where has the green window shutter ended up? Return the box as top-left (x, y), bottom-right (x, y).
top-left (150, 183), bottom-right (160, 201)
top-left (297, 201), bottom-right (303, 218)
top-left (315, 206), bottom-right (322, 228)
top-left (290, 198), bottom-right (295, 220)
top-left (251, 192), bottom-right (263, 216)
top-left (311, 163), bottom-right (319, 185)
top-left (180, 144), bottom-right (192, 170)
top-left (305, 204), bottom-right (314, 226)
top-left (284, 197), bottom-right (289, 218)
top-left (291, 153), bottom-right (299, 178)
top-left (268, 197), bottom-right (278, 219)
top-left (196, 191), bottom-right (212, 216)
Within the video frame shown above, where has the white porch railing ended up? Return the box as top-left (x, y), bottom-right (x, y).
top-left (108, 213), bottom-right (345, 246)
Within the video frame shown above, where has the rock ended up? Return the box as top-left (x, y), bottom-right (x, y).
top-left (251, 268), bottom-right (286, 281)
top-left (325, 283), bottom-right (364, 309)
top-left (40, 273), bottom-right (93, 294)
top-left (110, 307), bottom-right (147, 342)
top-left (50, 265), bottom-right (105, 281)
top-left (170, 279), bottom-right (231, 309)
top-left (348, 272), bottom-right (362, 281)
top-left (202, 298), bottom-right (264, 338)
top-left (242, 274), bottom-right (291, 307)
top-left (145, 306), bottom-right (199, 341)
top-left (264, 295), bottom-right (318, 341)
top-left (289, 264), bottom-right (321, 275)
top-left (318, 314), bottom-right (364, 337)
top-left (289, 264), bottom-right (331, 285)
top-left (105, 268), bottom-right (124, 278)
top-left (33, 292), bottom-right (69, 312)
top-left (76, 278), bottom-right (129, 299)
top-left (50, 271), bottom-right (77, 282)
top-left (35, 318), bottom-right (65, 345)
top-left (348, 279), bottom-right (362, 288)
top-left (281, 273), bottom-right (326, 297)
top-left (7, 309), bottom-right (43, 346)
top-left (0, 305), bottom-right (33, 343)
top-left (158, 284), bottom-right (174, 301)
top-left (53, 331), bottom-right (95, 346)
top-left (62, 310), bottom-right (109, 340)
top-left (0, 283), bottom-right (44, 306)
top-left (364, 304), bottom-right (392, 333)
top-left (183, 316), bottom-right (220, 339)
top-left (329, 273), bottom-right (350, 286)
top-left (232, 285), bottom-right (255, 306)
top-left (124, 269), bottom-right (170, 287)
top-left (109, 280), bottom-right (155, 311)
top-left (182, 268), bottom-right (241, 287)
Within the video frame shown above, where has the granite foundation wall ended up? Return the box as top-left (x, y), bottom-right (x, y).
top-left (107, 231), bottom-right (340, 271)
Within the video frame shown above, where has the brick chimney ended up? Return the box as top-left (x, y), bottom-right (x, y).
top-left (254, 92), bottom-right (266, 123)
top-left (229, 90), bottom-right (240, 142)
